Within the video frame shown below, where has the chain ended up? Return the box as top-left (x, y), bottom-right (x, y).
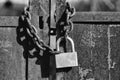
top-left (63, 2), bottom-right (75, 37)
top-left (16, 7), bottom-right (54, 59)
top-left (16, 3), bottom-right (75, 58)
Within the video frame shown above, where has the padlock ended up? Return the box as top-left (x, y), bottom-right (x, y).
top-left (55, 36), bottom-right (78, 68)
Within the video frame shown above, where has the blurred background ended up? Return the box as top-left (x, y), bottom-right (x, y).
top-left (0, 0), bottom-right (28, 16)
top-left (1, 0), bottom-right (120, 16)
top-left (66, 0), bottom-right (120, 12)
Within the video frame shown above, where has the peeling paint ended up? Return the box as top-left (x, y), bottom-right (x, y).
top-left (90, 29), bottom-right (95, 48)
top-left (86, 78), bottom-right (95, 80)
top-left (111, 62), bottom-right (116, 69)
top-left (81, 30), bottom-right (94, 47)
top-left (81, 25), bottom-right (106, 48)
top-left (79, 67), bottom-right (92, 80)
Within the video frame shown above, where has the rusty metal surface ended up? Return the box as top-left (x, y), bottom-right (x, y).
top-left (109, 26), bottom-right (120, 80)
top-left (63, 23), bottom-right (120, 80)
top-left (30, 0), bottom-right (49, 16)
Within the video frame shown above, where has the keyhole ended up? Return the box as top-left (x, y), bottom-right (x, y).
top-left (4, 0), bottom-right (13, 8)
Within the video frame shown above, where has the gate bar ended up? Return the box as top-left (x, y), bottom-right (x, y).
top-left (73, 21), bottom-right (120, 24)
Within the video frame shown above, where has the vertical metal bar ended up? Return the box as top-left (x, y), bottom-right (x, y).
top-left (49, 0), bottom-right (57, 80)
top-left (107, 26), bottom-right (111, 80)
top-left (25, 54), bottom-right (29, 80)
top-left (50, 0), bottom-right (56, 49)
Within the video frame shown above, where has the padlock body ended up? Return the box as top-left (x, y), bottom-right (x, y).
top-left (55, 52), bottom-right (78, 68)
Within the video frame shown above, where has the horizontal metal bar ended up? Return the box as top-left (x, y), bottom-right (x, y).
top-left (0, 26), bottom-right (17, 28)
top-left (72, 12), bottom-right (120, 22)
top-left (73, 21), bottom-right (120, 24)
top-left (0, 16), bottom-right (18, 26)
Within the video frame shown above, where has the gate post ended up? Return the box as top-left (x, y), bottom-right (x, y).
top-left (49, 0), bottom-right (66, 80)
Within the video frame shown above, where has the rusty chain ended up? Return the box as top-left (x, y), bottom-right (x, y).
top-left (16, 3), bottom-right (75, 59)
top-left (63, 2), bottom-right (76, 37)
top-left (16, 7), bottom-right (54, 58)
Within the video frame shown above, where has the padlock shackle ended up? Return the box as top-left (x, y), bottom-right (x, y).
top-left (57, 36), bottom-right (75, 52)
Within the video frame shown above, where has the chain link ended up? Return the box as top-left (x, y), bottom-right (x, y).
top-left (16, 7), bottom-right (54, 58)
top-left (63, 2), bottom-right (75, 37)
